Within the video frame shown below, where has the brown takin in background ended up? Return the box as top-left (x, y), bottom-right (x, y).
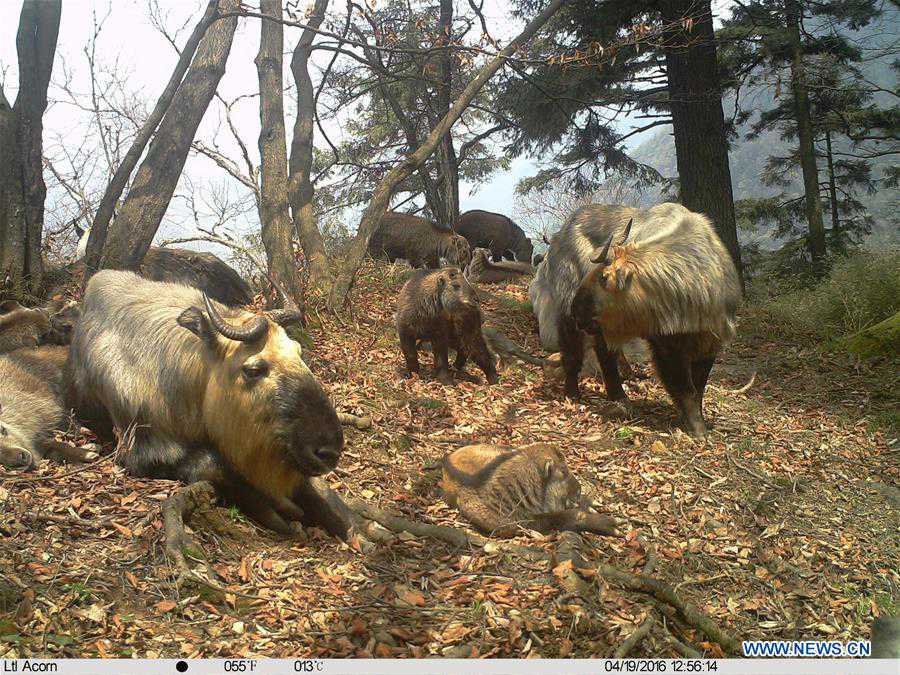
top-left (0, 345), bottom-right (98, 469)
top-left (66, 271), bottom-right (346, 537)
top-left (395, 268), bottom-right (498, 385)
top-left (441, 443), bottom-right (618, 537)
top-left (368, 211), bottom-right (472, 269)
top-left (569, 204), bottom-right (741, 436)
top-left (0, 300), bottom-right (80, 353)
top-left (453, 210), bottom-right (533, 262)
top-left (464, 248), bottom-right (535, 284)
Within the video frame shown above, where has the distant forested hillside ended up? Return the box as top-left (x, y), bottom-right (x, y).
top-left (630, 10), bottom-right (897, 246)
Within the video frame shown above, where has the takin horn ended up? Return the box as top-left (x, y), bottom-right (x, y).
top-left (590, 235), bottom-right (615, 265)
top-left (266, 308), bottom-right (305, 328)
top-left (203, 293), bottom-right (268, 342)
top-left (619, 217), bottom-right (633, 244)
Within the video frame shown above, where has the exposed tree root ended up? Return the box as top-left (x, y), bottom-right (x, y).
top-left (337, 412), bottom-right (373, 430)
top-left (595, 563), bottom-right (741, 654)
top-left (615, 614), bottom-right (656, 658)
top-left (161, 480), bottom-right (216, 576)
top-left (343, 499), bottom-right (741, 656)
top-left (710, 372), bottom-right (756, 395)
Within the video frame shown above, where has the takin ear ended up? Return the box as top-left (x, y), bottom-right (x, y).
top-left (177, 306), bottom-right (216, 344)
top-left (0, 300), bottom-right (22, 314)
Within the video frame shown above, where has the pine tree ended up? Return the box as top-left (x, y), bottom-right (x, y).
top-left (498, 0), bottom-right (743, 273)
top-left (719, 0), bottom-right (885, 270)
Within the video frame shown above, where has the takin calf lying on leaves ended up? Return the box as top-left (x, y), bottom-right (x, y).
top-left (441, 443), bottom-right (618, 537)
top-left (0, 300), bottom-right (80, 354)
top-left (395, 267), bottom-right (498, 385)
top-left (0, 346), bottom-right (98, 469)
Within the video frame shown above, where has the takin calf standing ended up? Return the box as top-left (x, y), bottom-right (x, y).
top-left (0, 300), bottom-right (80, 354)
top-left (396, 268), bottom-right (498, 385)
top-left (568, 204), bottom-right (741, 436)
top-left (368, 212), bottom-right (471, 269)
top-left (66, 270), bottom-right (347, 537)
top-left (441, 443), bottom-right (618, 537)
top-left (0, 346), bottom-right (98, 469)
top-left (465, 248), bottom-right (535, 284)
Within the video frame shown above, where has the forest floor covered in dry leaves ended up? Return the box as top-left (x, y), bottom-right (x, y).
top-left (1, 260), bottom-right (897, 659)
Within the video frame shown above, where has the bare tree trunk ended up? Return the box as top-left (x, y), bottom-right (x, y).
top-left (327, 0), bottom-right (566, 310)
top-left (0, 0), bottom-right (60, 298)
top-left (660, 0), bottom-right (742, 282)
top-left (786, 0), bottom-right (826, 269)
top-left (289, 0), bottom-right (331, 292)
top-left (824, 128), bottom-right (841, 251)
top-left (433, 0), bottom-right (460, 228)
top-left (99, 0), bottom-right (239, 272)
top-left (83, 0), bottom-right (219, 283)
top-left (256, 0), bottom-right (303, 306)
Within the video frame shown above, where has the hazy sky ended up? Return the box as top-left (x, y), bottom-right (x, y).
top-left (0, 0), bottom-right (726, 249)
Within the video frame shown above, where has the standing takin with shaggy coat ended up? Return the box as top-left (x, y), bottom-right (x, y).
top-left (453, 210), bottom-right (533, 262)
top-left (0, 346), bottom-right (98, 469)
top-left (72, 226), bottom-right (253, 306)
top-left (395, 268), bottom-right (498, 386)
top-left (535, 203), bottom-right (740, 436)
top-left (65, 270), bottom-right (347, 536)
top-left (368, 211), bottom-right (471, 269)
top-left (453, 209), bottom-right (534, 263)
top-left (464, 248), bottom-right (535, 284)
top-left (440, 443), bottom-right (618, 537)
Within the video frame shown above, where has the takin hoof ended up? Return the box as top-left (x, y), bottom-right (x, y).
top-left (434, 369), bottom-right (456, 386)
top-left (608, 398), bottom-right (633, 418)
top-left (683, 418), bottom-right (708, 439)
top-left (485, 372), bottom-right (500, 385)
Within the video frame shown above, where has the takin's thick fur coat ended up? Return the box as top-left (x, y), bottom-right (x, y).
top-left (533, 203), bottom-right (741, 436)
top-left (440, 443), bottom-right (618, 537)
top-left (395, 268), bottom-right (498, 385)
top-left (66, 270), bottom-right (347, 536)
top-left (464, 248), bottom-right (535, 284)
top-left (0, 346), bottom-right (97, 469)
top-left (453, 210), bottom-right (533, 262)
top-left (368, 212), bottom-right (471, 269)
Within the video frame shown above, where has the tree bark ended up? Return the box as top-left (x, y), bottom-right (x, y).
top-left (0, 0), bottom-right (60, 297)
top-left (824, 128), bottom-right (841, 251)
top-left (786, 0), bottom-right (826, 268)
top-left (659, 0), bottom-right (743, 282)
top-left (433, 0), bottom-right (460, 228)
top-left (83, 0), bottom-right (220, 283)
top-left (327, 0), bottom-right (566, 309)
top-left (288, 0), bottom-right (331, 292)
top-left (99, 0), bottom-right (240, 272)
top-left (256, 0), bottom-right (304, 306)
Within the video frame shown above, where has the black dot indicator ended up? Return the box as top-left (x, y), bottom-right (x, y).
top-left (176, 661), bottom-right (189, 673)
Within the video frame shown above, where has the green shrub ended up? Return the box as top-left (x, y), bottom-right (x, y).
top-left (752, 248), bottom-right (900, 341)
